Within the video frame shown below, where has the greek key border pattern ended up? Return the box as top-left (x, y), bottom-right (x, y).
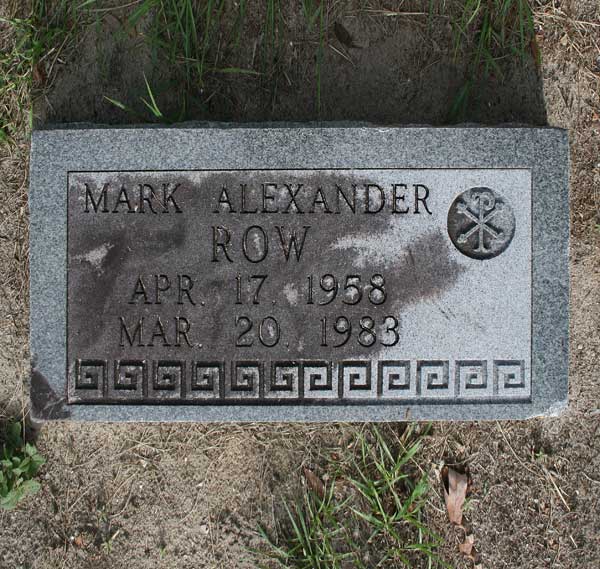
top-left (68, 359), bottom-right (530, 404)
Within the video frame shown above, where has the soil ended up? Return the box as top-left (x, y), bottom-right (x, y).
top-left (1, 1), bottom-right (599, 568)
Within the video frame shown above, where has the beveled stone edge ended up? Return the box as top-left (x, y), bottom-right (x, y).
top-left (28, 125), bottom-right (569, 422)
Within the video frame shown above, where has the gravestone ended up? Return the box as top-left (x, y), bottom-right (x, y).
top-left (29, 126), bottom-right (569, 421)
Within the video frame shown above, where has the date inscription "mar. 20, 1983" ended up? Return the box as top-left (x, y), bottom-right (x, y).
top-left (66, 169), bottom-right (532, 405)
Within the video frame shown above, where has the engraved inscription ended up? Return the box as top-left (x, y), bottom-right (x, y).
top-left (266, 363), bottom-right (300, 399)
top-left (67, 169), bottom-right (532, 409)
top-left (150, 361), bottom-right (183, 400)
top-left (418, 361), bottom-right (452, 398)
top-left (108, 361), bottom-right (146, 400)
top-left (379, 361), bottom-right (413, 398)
top-left (341, 361), bottom-right (374, 399)
top-left (495, 360), bottom-right (529, 397)
top-left (77, 360), bottom-right (105, 390)
top-left (189, 362), bottom-right (222, 399)
top-left (72, 360), bottom-right (106, 401)
top-left (447, 187), bottom-right (516, 259)
top-left (457, 360), bottom-right (492, 398)
top-left (70, 359), bottom-right (529, 403)
top-left (303, 362), bottom-right (334, 399)
top-left (228, 362), bottom-right (261, 399)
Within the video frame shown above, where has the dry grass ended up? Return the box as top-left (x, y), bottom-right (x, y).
top-left (0, 0), bottom-right (100, 423)
top-left (0, 0), bottom-right (32, 425)
top-left (533, 0), bottom-right (600, 235)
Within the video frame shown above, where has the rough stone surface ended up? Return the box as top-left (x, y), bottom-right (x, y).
top-left (29, 125), bottom-right (569, 421)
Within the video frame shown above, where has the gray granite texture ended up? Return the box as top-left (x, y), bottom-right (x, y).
top-left (29, 125), bottom-right (569, 422)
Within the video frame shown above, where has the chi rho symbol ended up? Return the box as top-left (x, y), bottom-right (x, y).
top-left (456, 189), bottom-right (504, 253)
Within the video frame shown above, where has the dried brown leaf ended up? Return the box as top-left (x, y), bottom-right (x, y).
top-left (459, 534), bottom-right (475, 558)
top-left (442, 466), bottom-right (468, 526)
top-left (303, 467), bottom-right (325, 499)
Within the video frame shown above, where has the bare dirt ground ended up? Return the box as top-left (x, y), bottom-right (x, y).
top-left (1, 1), bottom-right (599, 568)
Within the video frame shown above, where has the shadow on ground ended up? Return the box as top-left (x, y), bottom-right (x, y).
top-left (34, 3), bottom-right (547, 127)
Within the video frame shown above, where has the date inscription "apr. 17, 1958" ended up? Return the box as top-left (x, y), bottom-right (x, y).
top-left (66, 169), bottom-right (532, 405)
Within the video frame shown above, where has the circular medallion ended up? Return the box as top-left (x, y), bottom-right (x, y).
top-left (447, 187), bottom-right (515, 260)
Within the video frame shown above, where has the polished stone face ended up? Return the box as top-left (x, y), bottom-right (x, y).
top-left (29, 126), bottom-right (569, 421)
top-left (66, 168), bottom-right (532, 406)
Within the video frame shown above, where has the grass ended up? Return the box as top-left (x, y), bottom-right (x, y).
top-left (111, 0), bottom-right (329, 119)
top-left (0, 0), bottom-right (95, 142)
top-left (258, 479), bottom-right (352, 569)
top-left (259, 426), bottom-right (446, 569)
top-left (128, 0), bottom-right (226, 88)
top-left (0, 1), bottom-right (543, 130)
top-left (301, 0), bottom-right (326, 114)
top-left (124, 0), bottom-right (263, 118)
top-left (0, 422), bottom-right (45, 510)
top-left (107, 0), bottom-right (537, 122)
top-left (450, 0), bottom-right (537, 121)
top-left (0, 12), bottom-right (37, 141)
top-left (104, 73), bottom-right (166, 121)
top-left (348, 427), bottom-right (443, 566)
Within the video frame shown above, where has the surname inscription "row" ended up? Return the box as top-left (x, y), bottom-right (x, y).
top-left (70, 359), bottom-right (530, 403)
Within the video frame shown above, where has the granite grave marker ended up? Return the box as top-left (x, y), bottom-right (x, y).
top-left (29, 126), bottom-right (569, 421)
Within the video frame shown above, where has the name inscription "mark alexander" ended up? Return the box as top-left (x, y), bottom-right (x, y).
top-left (82, 180), bottom-right (434, 215)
